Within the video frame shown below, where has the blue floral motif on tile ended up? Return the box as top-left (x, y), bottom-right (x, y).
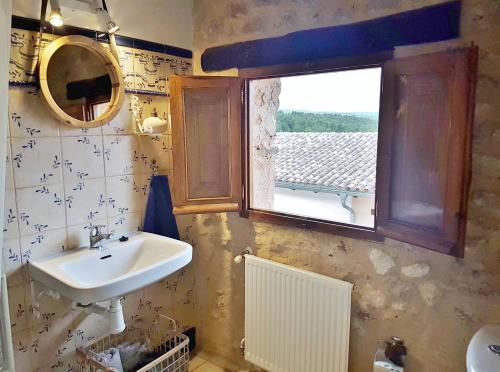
top-left (13, 153), bottom-right (23, 168)
top-left (34, 223), bottom-right (48, 232)
top-left (76, 172), bottom-right (89, 180)
top-left (7, 249), bottom-right (20, 264)
top-left (53, 193), bottom-right (63, 206)
top-left (20, 212), bottom-right (30, 226)
top-left (30, 235), bottom-right (44, 245)
top-left (66, 195), bottom-right (74, 209)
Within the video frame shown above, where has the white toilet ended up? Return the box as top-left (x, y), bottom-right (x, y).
top-left (467, 324), bottom-right (500, 372)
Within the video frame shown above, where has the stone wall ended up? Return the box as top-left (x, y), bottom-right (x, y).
top-left (249, 78), bottom-right (281, 210)
top-left (181, 0), bottom-right (500, 371)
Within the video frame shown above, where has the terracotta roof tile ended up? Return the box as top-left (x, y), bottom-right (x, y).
top-left (274, 132), bottom-right (377, 193)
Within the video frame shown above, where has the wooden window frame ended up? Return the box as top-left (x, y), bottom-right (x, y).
top-left (239, 52), bottom-right (393, 242)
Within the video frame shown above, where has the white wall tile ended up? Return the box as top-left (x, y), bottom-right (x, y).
top-left (104, 135), bottom-right (152, 176)
top-left (11, 137), bottom-right (63, 188)
top-left (8, 284), bottom-right (28, 335)
top-left (28, 311), bottom-right (75, 370)
top-left (73, 312), bottom-right (111, 348)
top-left (2, 238), bottom-right (23, 287)
top-left (106, 174), bottom-right (150, 218)
top-left (12, 329), bottom-right (33, 371)
top-left (102, 95), bottom-right (134, 135)
top-left (59, 122), bottom-right (102, 137)
top-left (5, 160), bottom-right (14, 190)
top-left (108, 212), bottom-right (142, 237)
top-left (8, 88), bottom-right (60, 137)
top-left (140, 134), bottom-right (171, 171)
top-left (65, 178), bottom-right (107, 226)
top-left (16, 184), bottom-right (66, 236)
top-left (3, 189), bottom-right (19, 239)
top-left (26, 280), bottom-right (74, 330)
top-left (20, 228), bottom-right (67, 264)
top-left (61, 136), bottom-right (105, 181)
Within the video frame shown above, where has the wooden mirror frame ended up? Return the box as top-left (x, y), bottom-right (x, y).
top-left (39, 35), bottom-right (125, 128)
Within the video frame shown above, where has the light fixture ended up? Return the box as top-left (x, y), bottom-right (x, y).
top-left (96, 1), bottom-right (119, 34)
top-left (49, 0), bottom-right (63, 27)
top-left (105, 19), bottom-right (119, 33)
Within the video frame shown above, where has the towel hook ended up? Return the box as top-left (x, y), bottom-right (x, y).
top-left (234, 247), bottom-right (253, 264)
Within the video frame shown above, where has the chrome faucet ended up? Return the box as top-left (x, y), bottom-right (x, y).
top-left (89, 225), bottom-right (112, 250)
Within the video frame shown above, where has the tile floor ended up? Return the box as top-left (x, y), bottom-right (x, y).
top-left (189, 354), bottom-right (227, 371)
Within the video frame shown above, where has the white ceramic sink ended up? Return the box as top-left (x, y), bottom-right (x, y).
top-left (29, 232), bottom-right (192, 304)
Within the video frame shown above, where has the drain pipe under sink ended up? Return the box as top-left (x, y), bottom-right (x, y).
top-left (74, 298), bottom-right (125, 334)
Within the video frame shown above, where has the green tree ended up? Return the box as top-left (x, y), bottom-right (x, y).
top-left (276, 111), bottom-right (378, 132)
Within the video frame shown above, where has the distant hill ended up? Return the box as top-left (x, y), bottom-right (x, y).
top-left (276, 110), bottom-right (378, 133)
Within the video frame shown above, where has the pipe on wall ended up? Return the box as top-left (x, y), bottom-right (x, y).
top-left (340, 193), bottom-right (355, 224)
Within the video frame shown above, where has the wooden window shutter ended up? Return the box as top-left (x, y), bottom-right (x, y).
top-left (170, 76), bottom-right (242, 215)
top-left (376, 47), bottom-right (478, 257)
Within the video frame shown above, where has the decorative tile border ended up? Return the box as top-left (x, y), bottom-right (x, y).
top-left (9, 16), bottom-right (193, 96)
top-left (11, 16), bottom-right (192, 58)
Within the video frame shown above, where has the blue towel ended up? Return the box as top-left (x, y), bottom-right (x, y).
top-left (143, 175), bottom-right (180, 240)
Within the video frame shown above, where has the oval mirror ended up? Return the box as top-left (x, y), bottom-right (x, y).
top-left (39, 35), bottom-right (125, 128)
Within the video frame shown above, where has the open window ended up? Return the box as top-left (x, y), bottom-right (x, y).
top-left (170, 48), bottom-right (477, 257)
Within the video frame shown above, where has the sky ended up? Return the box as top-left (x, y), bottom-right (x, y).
top-left (277, 67), bottom-right (382, 113)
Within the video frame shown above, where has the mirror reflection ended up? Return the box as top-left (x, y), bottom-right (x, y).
top-left (47, 44), bottom-right (112, 121)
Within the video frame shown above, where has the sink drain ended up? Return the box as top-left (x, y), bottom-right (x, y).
top-left (488, 345), bottom-right (500, 355)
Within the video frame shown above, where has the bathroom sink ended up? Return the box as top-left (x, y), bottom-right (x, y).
top-left (29, 232), bottom-right (192, 304)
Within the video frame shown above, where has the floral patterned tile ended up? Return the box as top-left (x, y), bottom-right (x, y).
top-left (8, 283), bottom-right (28, 335)
top-left (3, 188), bottom-right (19, 239)
top-left (38, 353), bottom-right (76, 372)
top-left (26, 280), bottom-right (74, 330)
top-left (72, 311), bottom-right (111, 348)
top-left (2, 237), bottom-right (23, 287)
top-left (11, 137), bottom-right (63, 188)
top-left (27, 311), bottom-right (75, 371)
top-left (9, 88), bottom-right (60, 137)
top-left (12, 329), bottom-right (34, 371)
top-left (139, 134), bottom-right (172, 171)
top-left (16, 184), bottom-right (66, 236)
top-left (103, 135), bottom-right (153, 176)
top-left (20, 228), bottom-right (67, 264)
top-left (66, 219), bottom-right (107, 250)
top-left (5, 159), bottom-right (14, 190)
top-left (59, 122), bottom-right (102, 137)
top-left (121, 288), bottom-right (145, 324)
top-left (102, 95), bottom-right (134, 135)
top-left (107, 211), bottom-right (143, 236)
top-left (134, 50), bottom-right (167, 93)
top-left (106, 174), bottom-right (150, 218)
top-left (65, 178), bottom-right (107, 226)
top-left (61, 136), bottom-right (105, 181)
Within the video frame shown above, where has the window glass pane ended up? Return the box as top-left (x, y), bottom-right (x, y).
top-left (249, 68), bottom-right (382, 228)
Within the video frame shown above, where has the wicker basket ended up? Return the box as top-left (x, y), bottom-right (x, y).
top-left (77, 317), bottom-right (189, 372)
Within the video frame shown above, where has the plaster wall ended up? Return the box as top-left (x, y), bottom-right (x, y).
top-left (180, 0), bottom-right (500, 371)
top-left (13, 0), bottom-right (194, 50)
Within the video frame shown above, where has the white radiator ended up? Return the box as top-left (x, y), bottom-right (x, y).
top-left (244, 255), bottom-right (352, 372)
